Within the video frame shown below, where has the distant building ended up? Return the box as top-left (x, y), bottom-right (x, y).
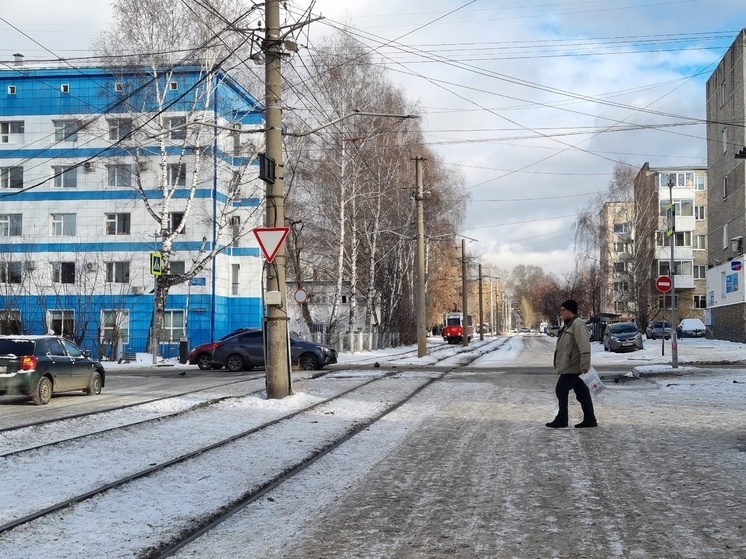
top-left (599, 201), bottom-right (636, 319)
top-left (705, 29), bottom-right (746, 341)
top-left (0, 63), bottom-right (265, 356)
top-left (635, 165), bottom-right (708, 327)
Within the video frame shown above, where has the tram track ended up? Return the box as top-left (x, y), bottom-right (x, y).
top-left (0, 338), bottom-right (511, 558)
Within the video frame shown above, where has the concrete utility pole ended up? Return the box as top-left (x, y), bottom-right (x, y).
top-left (478, 264), bottom-right (484, 341)
top-left (462, 238), bottom-right (469, 347)
top-left (667, 176), bottom-right (679, 368)
top-left (414, 157), bottom-right (427, 358)
top-left (263, 0), bottom-right (291, 398)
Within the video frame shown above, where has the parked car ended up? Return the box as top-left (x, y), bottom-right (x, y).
top-left (678, 318), bottom-right (707, 338)
top-left (645, 320), bottom-right (672, 340)
top-left (0, 335), bottom-right (105, 405)
top-left (196, 329), bottom-right (338, 372)
top-left (187, 328), bottom-right (255, 370)
top-left (519, 327), bottom-right (532, 334)
top-left (546, 325), bottom-right (561, 337)
top-left (603, 323), bottom-right (644, 353)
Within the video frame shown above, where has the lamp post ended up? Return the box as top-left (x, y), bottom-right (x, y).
top-left (667, 176), bottom-right (679, 368)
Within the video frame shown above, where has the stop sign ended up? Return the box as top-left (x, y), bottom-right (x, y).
top-left (656, 275), bottom-right (672, 293)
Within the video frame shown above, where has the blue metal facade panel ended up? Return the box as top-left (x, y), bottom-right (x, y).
top-left (0, 65), bottom-right (266, 357)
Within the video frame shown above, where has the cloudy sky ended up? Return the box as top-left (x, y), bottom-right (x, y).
top-left (1, 1), bottom-right (744, 276)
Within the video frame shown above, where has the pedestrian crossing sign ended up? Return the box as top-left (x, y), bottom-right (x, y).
top-left (151, 252), bottom-right (163, 276)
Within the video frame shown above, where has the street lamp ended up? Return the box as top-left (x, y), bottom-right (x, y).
top-left (666, 175), bottom-right (679, 368)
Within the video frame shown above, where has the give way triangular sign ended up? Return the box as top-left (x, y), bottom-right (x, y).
top-left (253, 227), bottom-right (290, 263)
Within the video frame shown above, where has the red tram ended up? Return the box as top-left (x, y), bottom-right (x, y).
top-left (442, 311), bottom-right (474, 344)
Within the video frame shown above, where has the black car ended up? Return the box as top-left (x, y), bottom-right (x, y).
top-left (0, 336), bottom-right (105, 405)
top-left (208, 329), bottom-right (338, 372)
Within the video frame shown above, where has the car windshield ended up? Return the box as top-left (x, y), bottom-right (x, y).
top-left (653, 322), bottom-right (671, 328)
top-left (610, 323), bottom-right (637, 333)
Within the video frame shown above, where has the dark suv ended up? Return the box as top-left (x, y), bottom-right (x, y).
top-left (207, 329), bottom-right (338, 372)
top-left (0, 336), bottom-right (105, 405)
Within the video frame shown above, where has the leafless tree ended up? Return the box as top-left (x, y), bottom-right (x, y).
top-left (93, 0), bottom-right (263, 352)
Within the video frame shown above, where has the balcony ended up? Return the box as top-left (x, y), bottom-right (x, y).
top-left (672, 275), bottom-right (695, 289)
top-left (655, 246), bottom-right (693, 260)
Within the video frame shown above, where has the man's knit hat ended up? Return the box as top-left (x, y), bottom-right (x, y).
top-left (561, 299), bottom-right (579, 315)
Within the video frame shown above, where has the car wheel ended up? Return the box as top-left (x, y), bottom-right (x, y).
top-left (31, 376), bottom-right (53, 405)
top-left (298, 353), bottom-right (319, 371)
top-left (85, 371), bottom-right (103, 395)
top-left (196, 353), bottom-right (213, 370)
top-left (225, 354), bottom-right (245, 372)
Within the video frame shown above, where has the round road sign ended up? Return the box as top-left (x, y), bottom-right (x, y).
top-left (294, 289), bottom-right (309, 303)
top-left (656, 275), bottom-right (672, 293)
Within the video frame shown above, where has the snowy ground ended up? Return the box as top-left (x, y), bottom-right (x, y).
top-left (1, 333), bottom-right (746, 558)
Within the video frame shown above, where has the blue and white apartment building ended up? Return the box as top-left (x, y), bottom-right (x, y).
top-left (0, 62), bottom-right (266, 357)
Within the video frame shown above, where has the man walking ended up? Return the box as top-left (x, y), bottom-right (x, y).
top-left (546, 299), bottom-right (597, 428)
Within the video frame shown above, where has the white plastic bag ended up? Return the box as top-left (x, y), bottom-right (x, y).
top-left (580, 367), bottom-right (606, 395)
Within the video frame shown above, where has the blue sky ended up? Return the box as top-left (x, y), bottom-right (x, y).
top-left (1, 0), bottom-right (744, 275)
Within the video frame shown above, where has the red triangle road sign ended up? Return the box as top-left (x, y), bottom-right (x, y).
top-left (253, 227), bottom-right (290, 263)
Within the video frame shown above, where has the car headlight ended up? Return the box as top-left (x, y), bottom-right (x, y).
top-left (321, 347), bottom-right (333, 355)
top-left (610, 336), bottom-right (619, 341)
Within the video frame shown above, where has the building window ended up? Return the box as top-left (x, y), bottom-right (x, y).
top-left (0, 310), bottom-right (22, 335)
top-left (658, 199), bottom-right (693, 217)
top-left (7, 86), bottom-right (16, 95)
top-left (108, 118), bottom-right (132, 141)
top-left (105, 262), bottom-right (130, 283)
top-left (114, 82), bottom-right (124, 92)
top-left (167, 163), bottom-right (186, 186)
top-left (105, 213), bottom-right (131, 235)
top-left (232, 264), bottom-right (240, 295)
top-left (694, 295), bottom-right (707, 309)
top-left (673, 231), bottom-right (692, 247)
top-left (613, 242), bottom-right (627, 253)
top-left (169, 211), bottom-right (185, 234)
top-left (48, 309), bottom-right (74, 337)
top-left (51, 213), bottom-right (76, 236)
top-left (695, 175), bottom-right (706, 191)
top-left (107, 164), bottom-right (132, 187)
top-left (723, 223), bottom-right (729, 249)
top-left (659, 171), bottom-right (695, 189)
top-left (693, 265), bottom-right (706, 279)
top-left (60, 84), bottom-right (70, 94)
top-left (0, 167), bottom-right (23, 189)
top-left (695, 206), bottom-right (706, 220)
top-left (658, 295), bottom-right (679, 308)
top-left (165, 116), bottom-right (186, 140)
top-left (695, 235), bottom-right (707, 250)
top-left (0, 121), bottom-right (24, 143)
top-left (723, 176), bottom-right (730, 200)
top-left (614, 262), bottom-right (626, 273)
top-left (52, 262), bottom-right (76, 284)
top-left (169, 81), bottom-right (179, 91)
top-left (720, 80), bottom-right (727, 106)
top-left (613, 223), bottom-right (628, 234)
top-left (52, 166), bottom-right (77, 188)
top-left (170, 260), bottom-right (186, 276)
top-left (659, 261), bottom-right (693, 276)
top-left (161, 310), bottom-right (185, 341)
top-left (0, 262), bottom-right (22, 284)
top-left (613, 301), bottom-right (627, 312)
top-left (53, 120), bottom-right (78, 142)
top-left (101, 310), bottom-right (129, 343)
top-left (722, 128), bottom-right (728, 154)
top-left (0, 214), bottom-right (21, 236)
top-left (613, 281), bottom-right (629, 292)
